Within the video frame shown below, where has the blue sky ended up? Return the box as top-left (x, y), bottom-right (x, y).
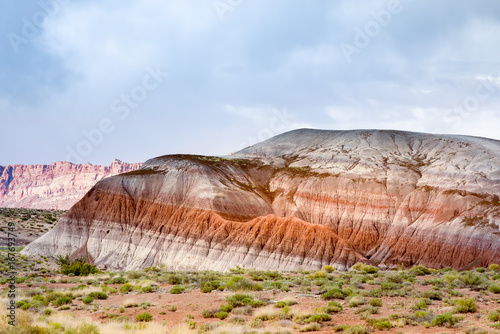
top-left (1, 0), bottom-right (500, 165)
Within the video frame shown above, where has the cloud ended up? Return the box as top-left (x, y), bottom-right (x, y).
top-left (1, 0), bottom-right (500, 165)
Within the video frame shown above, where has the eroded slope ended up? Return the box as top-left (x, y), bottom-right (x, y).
top-left (22, 130), bottom-right (500, 270)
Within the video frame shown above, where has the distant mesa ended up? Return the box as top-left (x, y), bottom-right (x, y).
top-left (21, 129), bottom-right (500, 271)
top-left (0, 158), bottom-right (141, 210)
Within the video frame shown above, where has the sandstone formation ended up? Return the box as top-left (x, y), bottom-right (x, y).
top-left (22, 129), bottom-right (500, 271)
top-left (0, 159), bottom-right (141, 210)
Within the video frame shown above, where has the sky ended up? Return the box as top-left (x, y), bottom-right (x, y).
top-left (1, 0), bottom-right (500, 165)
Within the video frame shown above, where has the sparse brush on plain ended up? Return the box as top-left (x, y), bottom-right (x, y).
top-left (6, 250), bottom-right (500, 334)
top-left (454, 298), bottom-right (477, 313)
top-left (136, 312), bottom-right (153, 322)
top-left (123, 298), bottom-right (139, 308)
top-left (299, 322), bottom-right (321, 332)
top-left (321, 287), bottom-right (346, 300)
top-left (351, 263), bottom-right (378, 274)
top-left (55, 254), bottom-right (99, 277)
top-left (421, 289), bottom-right (444, 300)
top-left (409, 264), bottom-right (432, 276)
top-left (489, 284), bottom-right (500, 294)
top-left (275, 298), bottom-right (298, 308)
top-left (347, 295), bottom-right (366, 307)
top-left (369, 298), bottom-right (382, 307)
top-left (170, 285), bottom-right (185, 294)
top-left (431, 312), bottom-right (459, 327)
top-left (458, 271), bottom-right (488, 290)
top-left (488, 311), bottom-right (500, 322)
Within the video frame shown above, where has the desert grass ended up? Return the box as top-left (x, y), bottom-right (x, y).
top-left (0, 306), bottom-right (173, 334)
top-left (123, 297), bottom-right (141, 308)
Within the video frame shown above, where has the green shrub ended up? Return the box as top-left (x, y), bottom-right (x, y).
top-left (299, 322), bottom-right (321, 332)
top-left (326, 301), bottom-right (343, 313)
top-left (140, 301), bottom-right (152, 309)
top-left (200, 279), bottom-right (223, 292)
top-left (373, 320), bottom-right (392, 330)
top-left (344, 325), bottom-right (369, 334)
top-left (312, 271), bottom-right (327, 279)
top-left (409, 265), bottom-right (432, 275)
top-left (455, 298), bottom-right (477, 313)
top-left (167, 305), bottom-right (177, 312)
top-left (17, 301), bottom-right (30, 310)
top-left (136, 312), bottom-right (153, 322)
top-left (61, 262), bottom-right (99, 276)
top-left (485, 311), bottom-right (499, 323)
top-left (369, 298), bottom-right (382, 307)
top-left (141, 286), bottom-right (153, 293)
top-left (227, 276), bottom-right (263, 291)
top-left (170, 286), bottom-right (185, 294)
top-left (45, 291), bottom-right (64, 303)
top-left (305, 314), bottom-right (331, 323)
top-left (82, 296), bottom-right (94, 305)
top-left (458, 271), bottom-right (487, 289)
top-left (489, 264), bottom-right (500, 272)
top-left (214, 311), bottom-right (228, 320)
top-left (323, 265), bottom-right (335, 273)
top-left (201, 286), bottom-right (213, 293)
top-left (275, 300), bottom-right (298, 308)
top-left (126, 271), bottom-right (143, 279)
top-left (421, 290), bottom-right (444, 300)
top-left (105, 276), bottom-right (127, 284)
top-left (384, 272), bottom-right (405, 284)
top-left (120, 284), bottom-right (133, 293)
top-left (414, 311), bottom-right (430, 319)
top-left (351, 263), bottom-right (378, 274)
top-left (489, 285), bottom-right (500, 294)
top-left (333, 325), bottom-right (350, 332)
top-left (186, 320), bottom-right (197, 329)
top-left (355, 305), bottom-right (379, 316)
top-left (347, 296), bottom-right (366, 308)
top-left (380, 282), bottom-right (402, 291)
top-left (448, 289), bottom-right (463, 297)
top-left (488, 311), bottom-right (500, 322)
top-left (202, 309), bottom-right (214, 318)
top-left (88, 292), bottom-right (108, 300)
top-left (165, 274), bottom-right (183, 285)
top-left (431, 312), bottom-right (458, 327)
top-left (32, 295), bottom-right (44, 302)
top-left (321, 288), bottom-right (346, 300)
top-left (226, 293), bottom-right (263, 308)
top-left (53, 296), bottom-right (72, 307)
top-left (219, 304), bottom-right (234, 312)
top-left (412, 299), bottom-right (430, 310)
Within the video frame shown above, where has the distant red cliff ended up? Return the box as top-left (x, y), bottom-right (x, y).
top-left (0, 159), bottom-right (141, 210)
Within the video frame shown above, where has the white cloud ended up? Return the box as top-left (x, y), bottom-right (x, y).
top-left (2, 1), bottom-right (500, 165)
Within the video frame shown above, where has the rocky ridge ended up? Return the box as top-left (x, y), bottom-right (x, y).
top-left (0, 159), bottom-right (141, 210)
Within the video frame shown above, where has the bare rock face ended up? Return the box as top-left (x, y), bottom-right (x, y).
top-left (0, 159), bottom-right (141, 210)
top-left (22, 130), bottom-right (500, 271)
